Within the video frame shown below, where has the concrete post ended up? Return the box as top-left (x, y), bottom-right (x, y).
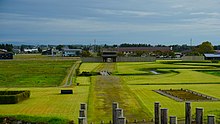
top-left (118, 117), bottom-right (126, 124)
top-left (207, 115), bottom-right (215, 124)
top-left (161, 108), bottom-right (168, 124)
top-left (170, 116), bottom-right (177, 124)
top-left (112, 102), bottom-right (119, 124)
top-left (116, 108), bottom-right (123, 124)
top-left (155, 102), bottom-right (160, 124)
top-left (196, 108), bottom-right (203, 124)
top-left (78, 117), bottom-right (87, 124)
top-left (185, 102), bottom-right (191, 124)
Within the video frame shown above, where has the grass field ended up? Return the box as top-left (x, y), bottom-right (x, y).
top-left (1, 58), bottom-right (220, 123)
top-left (78, 63), bottom-right (101, 73)
top-left (129, 84), bottom-right (220, 121)
top-left (0, 60), bottom-right (74, 87)
top-left (0, 86), bottom-right (89, 121)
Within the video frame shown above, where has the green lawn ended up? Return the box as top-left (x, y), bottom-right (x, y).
top-left (116, 62), bottom-right (214, 75)
top-left (0, 60), bottom-right (74, 87)
top-left (79, 63), bottom-right (101, 73)
top-left (122, 69), bottom-right (220, 85)
top-left (0, 86), bottom-right (89, 121)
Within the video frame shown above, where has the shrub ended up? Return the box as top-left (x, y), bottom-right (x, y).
top-left (211, 60), bottom-right (219, 63)
top-left (0, 90), bottom-right (30, 104)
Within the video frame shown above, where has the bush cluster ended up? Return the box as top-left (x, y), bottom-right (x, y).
top-left (0, 91), bottom-right (30, 104)
top-left (78, 71), bottom-right (100, 76)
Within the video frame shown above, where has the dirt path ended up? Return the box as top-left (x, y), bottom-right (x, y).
top-left (88, 63), bottom-right (150, 123)
top-left (62, 61), bottom-right (80, 87)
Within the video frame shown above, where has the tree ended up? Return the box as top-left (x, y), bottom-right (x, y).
top-left (56, 45), bottom-right (64, 51)
top-left (197, 41), bottom-right (214, 54)
top-left (81, 50), bottom-right (91, 57)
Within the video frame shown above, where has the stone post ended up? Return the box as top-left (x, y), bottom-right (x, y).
top-left (207, 115), bottom-right (215, 124)
top-left (185, 102), bottom-right (191, 124)
top-left (170, 116), bottom-right (177, 124)
top-left (196, 108), bottom-right (203, 124)
top-left (161, 108), bottom-right (168, 124)
top-left (112, 102), bottom-right (119, 124)
top-left (118, 117), bottom-right (126, 124)
top-left (155, 102), bottom-right (160, 124)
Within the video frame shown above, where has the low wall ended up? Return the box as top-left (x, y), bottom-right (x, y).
top-left (181, 56), bottom-right (204, 61)
top-left (117, 57), bottom-right (156, 62)
top-left (81, 57), bottom-right (156, 62)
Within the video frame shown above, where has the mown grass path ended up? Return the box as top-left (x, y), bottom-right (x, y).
top-left (61, 61), bottom-right (81, 87)
top-left (88, 63), bottom-right (150, 123)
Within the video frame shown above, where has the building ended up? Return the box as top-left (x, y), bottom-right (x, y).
top-left (62, 49), bottom-right (82, 57)
top-left (23, 48), bottom-right (38, 53)
top-left (0, 49), bottom-right (13, 59)
top-left (102, 51), bottom-right (117, 62)
top-left (204, 53), bottom-right (220, 60)
top-left (117, 47), bottom-right (171, 55)
top-left (42, 48), bottom-right (60, 56)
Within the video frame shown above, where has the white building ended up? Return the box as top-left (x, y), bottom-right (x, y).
top-left (62, 49), bottom-right (82, 57)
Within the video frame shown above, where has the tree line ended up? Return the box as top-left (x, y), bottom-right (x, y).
top-left (0, 44), bottom-right (13, 52)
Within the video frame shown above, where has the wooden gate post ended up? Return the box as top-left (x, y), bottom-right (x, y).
top-left (79, 109), bottom-right (86, 117)
top-left (161, 108), bottom-right (168, 124)
top-left (196, 108), bottom-right (203, 124)
top-left (185, 102), bottom-right (191, 124)
top-left (118, 117), bottom-right (126, 124)
top-left (155, 102), bottom-right (160, 124)
top-left (207, 115), bottom-right (215, 124)
top-left (112, 102), bottom-right (119, 124)
top-left (78, 117), bottom-right (87, 124)
top-left (170, 116), bottom-right (177, 124)
top-left (80, 103), bottom-right (87, 110)
top-left (116, 108), bottom-right (123, 124)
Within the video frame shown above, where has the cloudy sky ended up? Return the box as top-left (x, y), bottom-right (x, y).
top-left (0, 0), bottom-right (220, 45)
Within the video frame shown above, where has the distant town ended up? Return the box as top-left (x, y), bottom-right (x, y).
top-left (0, 41), bottom-right (220, 60)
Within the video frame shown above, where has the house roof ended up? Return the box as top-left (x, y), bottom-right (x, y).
top-left (117, 47), bottom-right (171, 52)
top-left (204, 53), bottom-right (220, 58)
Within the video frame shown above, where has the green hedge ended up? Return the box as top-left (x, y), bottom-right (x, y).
top-left (0, 91), bottom-right (30, 104)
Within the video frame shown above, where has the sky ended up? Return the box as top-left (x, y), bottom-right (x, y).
top-left (0, 0), bottom-right (220, 45)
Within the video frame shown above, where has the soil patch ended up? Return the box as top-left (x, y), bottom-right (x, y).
top-left (154, 89), bottom-right (219, 102)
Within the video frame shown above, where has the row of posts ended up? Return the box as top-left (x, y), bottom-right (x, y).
top-left (155, 101), bottom-right (216, 124)
top-left (78, 102), bottom-right (216, 124)
top-left (78, 103), bottom-right (87, 124)
top-left (78, 102), bottom-right (126, 124)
